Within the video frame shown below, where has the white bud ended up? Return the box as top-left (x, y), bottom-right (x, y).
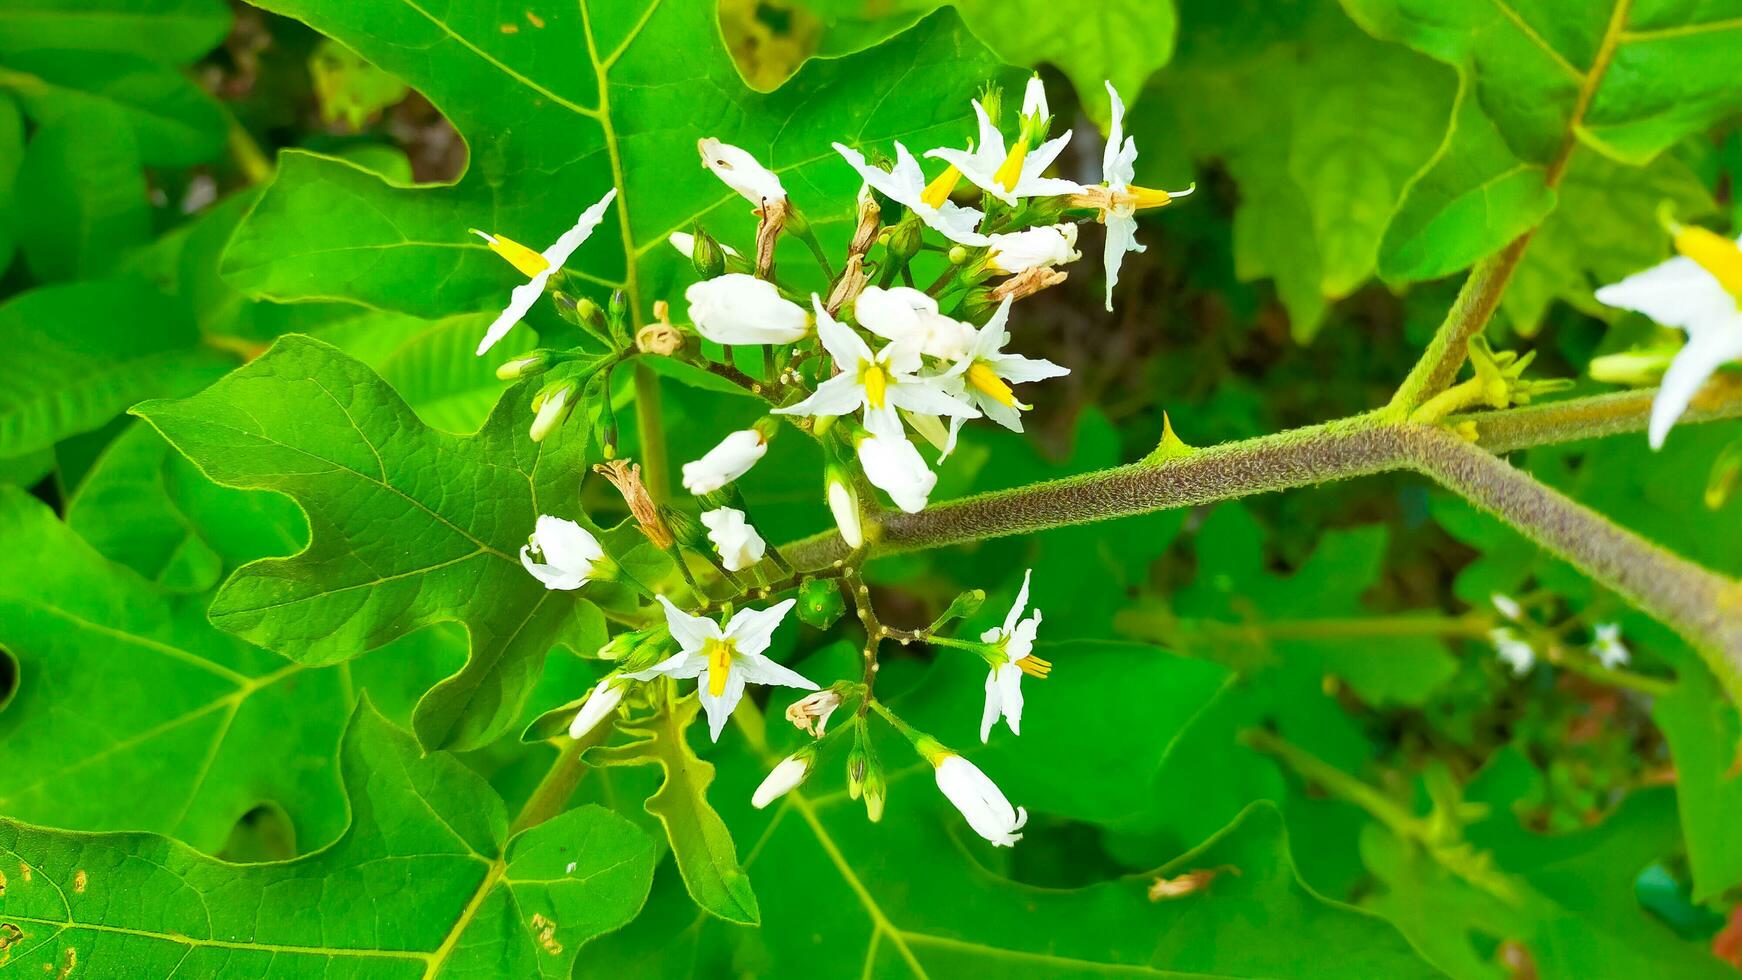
top-left (520, 515), bottom-right (606, 591)
top-left (698, 137), bottom-right (787, 206)
top-left (569, 678), bottom-right (625, 739)
top-left (826, 472), bottom-right (863, 549)
top-left (528, 385), bottom-right (573, 442)
top-left (685, 274), bottom-right (810, 346)
top-left (986, 224), bottom-right (1079, 274)
top-left (700, 507), bottom-right (766, 572)
top-left (1490, 593), bottom-right (1523, 622)
top-left (933, 754), bottom-right (1026, 846)
top-left (857, 430), bottom-right (936, 514)
top-left (752, 754), bottom-right (811, 809)
top-left (681, 429), bottom-right (768, 495)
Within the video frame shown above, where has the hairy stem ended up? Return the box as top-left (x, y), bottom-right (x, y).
top-left (1386, 238), bottom-right (1533, 415)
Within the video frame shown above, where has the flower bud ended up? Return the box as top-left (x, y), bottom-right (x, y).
top-left (701, 506), bottom-right (766, 572)
top-left (608, 289), bottom-right (631, 339)
top-left (497, 350), bottom-right (551, 380)
top-left (1589, 349), bottom-right (1673, 385)
top-left (688, 225), bottom-right (727, 279)
top-left (698, 137), bottom-right (787, 207)
top-left (752, 747), bottom-right (815, 809)
top-left (861, 758), bottom-right (887, 823)
top-left (569, 677), bottom-right (625, 740)
top-left (947, 245), bottom-right (970, 265)
top-left (825, 465), bottom-right (863, 549)
top-left (529, 380), bottom-right (578, 442)
top-left (929, 589), bottom-right (986, 632)
top-left (686, 274), bottom-right (810, 346)
top-left (681, 428), bottom-right (768, 495)
top-left (887, 214), bottom-right (924, 264)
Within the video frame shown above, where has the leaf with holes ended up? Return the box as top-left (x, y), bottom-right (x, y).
top-left (135, 335), bottom-right (607, 753)
top-left (220, 0), bottom-right (1014, 330)
top-left (0, 702), bottom-right (657, 977)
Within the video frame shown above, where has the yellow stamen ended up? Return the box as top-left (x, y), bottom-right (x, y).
top-left (862, 362), bottom-right (889, 409)
top-left (1015, 654), bottom-right (1052, 679)
top-left (921, 165), bottom-right (962, 209)
top-left (966, 361), bottom-right (1016, 407)
top-left (992, 141), bottom-right (1028, 193)
top-left (1673, 224), bottom-right (1742, 302)
top-left (705, 638), bottom-right (734, 697)
top-left (1127, 185), bottom-right (1177, 210)
top-left (471, 229), bottom-right (550, 278)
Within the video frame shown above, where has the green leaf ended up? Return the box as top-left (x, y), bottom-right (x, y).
top-left (0, 50), bottom-right (228, 166)
top-left (0, 488), bottom-right (448, 853)
top-left (1652, 654), bottom-right (1742, 904)
top-left (65, 421), bottom-right (304, 592)
top-left (136, 335), bottom-right (607, 752)
top-left (0, 0), bottom-right (230, 64)
top-left (0, 94), bottom-right (21, 273)
top-left (1347, 0), bottom-right (1742, 289)
top-left (0, 279), bottom-right (231, 457)
top-left (1146, 0), bottom-right (1454, 339)
top-left (14, 107), bottom-right (151, 281)
top-left (591, 694), bottom-right (761, 925)
top-left (221, 0), bottom-right (1014, 324)
top-left (316, 308), bottom-right (533, 434)
top-left (0, 702), bottom-right (657, 977)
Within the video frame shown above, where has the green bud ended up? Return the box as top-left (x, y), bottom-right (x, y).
top-left (947, 245), bottom-right (970, 265)
top-left (957, 289), bottom-right (996, 323)
top-left (978, 82), bottom-right (1002, 129)
top-left (1705, 439), bottom-right (1742, 510)
top-left (929, 588), bottom-right (986, 633)
top-left (887, 215), bottom-right (924, 264)
top-left (861, 757), bottom-right (887, 823)
top-left (751, 416), bottom-right (782, 442)
top-left (1589, 349), bottom-right (1674, 386)
top-left (689, 225), bottom-right (726, 279)
top-left (662, 505), bottom-right (709, 554)
top-left (785, 204), bottom-right (812, 238)
top-left (496, 350), bottom-right (552, 381)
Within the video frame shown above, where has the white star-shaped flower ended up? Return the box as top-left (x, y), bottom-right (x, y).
top-left (1086, 81), bottom-right (1194, 312)
top-left (978, 568), bottom-right (1049, 742)
top-left (924, 82), bottom-right (1081, 206)
top-left (1594, 225), bottom-right (1742, 449)
top-left (1591, 623), bottom-right (1631, 670)
top-left (933, 298), bottom-right (1069, 457)
top-left (834, 142), bottom-right (990, 246)
top-left (773, 297), bottom-right (978, 434)
top-left (1489, 627), bottom-right (1535, 676)
top-left (472, 187), bottom-right (617, 355)
top-left (629, 597), bottom-right (817, 741)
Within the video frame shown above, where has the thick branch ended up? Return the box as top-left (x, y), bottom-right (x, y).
top-left (1406, 426), bottom-right (1742, 698)
top-left (1386, 237), bottom-right (1535, 415)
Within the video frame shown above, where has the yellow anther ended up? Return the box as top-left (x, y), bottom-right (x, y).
top-left (992, 142), bottom-right (1028, 193)
top-left (705, 639), bottom-right (734, 697)
top-left (921, 165), bottom-right (962, 209)
top-left (966, 361), bottom-right (1017, 407)
top-left (471, 229), bottom-right (550, 278)
top-left (861, 362), bottom-right (889, 409)
top-left (1673, 224), bottom-right (1742, 303)
top-left (1127, 186), bottom-right (1178, 210)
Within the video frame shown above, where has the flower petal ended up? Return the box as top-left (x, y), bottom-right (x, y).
top-left (772, 372), bottom-right (866, 418)
top-left (723, 598), bottom-right (797, 656)
top-left (540, 187), bottom-right (618, 268)
top-left (696, 666), bottom-right (747, 741)
top-left (1649, 324), bottom-right (1742, 449)
top-left (657, 595), bottom-right (720, 653)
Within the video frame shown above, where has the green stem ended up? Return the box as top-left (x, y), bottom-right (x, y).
top-left (1385, 238), bottom-right (1533, 416)
top-left (632, 364), bottom-right (670, 504)
top-left (507, 722), bottom-right (612, 837)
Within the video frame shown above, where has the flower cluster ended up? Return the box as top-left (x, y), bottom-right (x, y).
top-left (460, 75), bottom-right (1189, 847)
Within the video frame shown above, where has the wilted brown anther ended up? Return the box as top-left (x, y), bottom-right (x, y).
top-left (754, 198), bottom-right (789, 279)
top-left (990, 266), bottom-right (1068, 303)
top-left (593, 460), bottom-right (673, 549)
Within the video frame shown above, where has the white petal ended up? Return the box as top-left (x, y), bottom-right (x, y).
top-left (979, 669), bottom-right (1002, 744)
top-left (625, 650), bottom-right (705, 681)
top-left (1103, 213), bottom-right (1144, 312)
top-left (997, 662), bottom-right (1025, 737)
top-left (735, 651), bottom-right (821, 690)
top-left (1650, 325), bottom-right (1742, 449)
top-left (541, 187), bottom-right (618, 268)
top-left (815, 297), bottom-right (874, 368)
top-left (1003, 568), bottom-right (1033, 635)
top-left (723, 598), bottom-right (797, 656)
top-left (991, 352), bottom-right (1071, 384)
top-left (657, 595), bottom-right (720, 653)
top-left (772, 372), bottom-right (866, 418)
top-left (888, 378), bottom-right (981, 418)
top-left (477, 270), bottom-right (552, 355)
top-left (1595, 256), bottom-right (1737, 333)
top-left (696, 666), bottom-right (748, 741)
top-left (569, 678), bottom-right (625, 739)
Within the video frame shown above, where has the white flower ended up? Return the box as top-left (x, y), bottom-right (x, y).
top-left (698, 137), bottom-right (786, 207)
top-left (1020, 74), bottom-right (1049, 119)
top-left (853, 285), bottom-right (977, 360)
top-left (1592, 623), bottom-right (1631, 670)
top-left (833, 141), bottom-right (990, 246)
top-left (933, 754), bottom-right (1027, 847)
top-left (681, 428), bottom-right (768, 495)
top-left (700, 507), bottom-right (766, 572)
top-left (857, 423), bottom-right (938, 513)
top-left (986, 224), bottom-right (1080, 274)
top-left (472, 188), bottom-right (618, 355)
top-left (686, 273), bottom-right (811, 346)
top-left (520, 516), bottom-right (606, 591)
top-left (773, 297), bottom-right (977, 433)
top-left (669, 231), bottom-right (741, 260)
top-left (936, 298), bottom-right (1069, 456)
top-left (1490, 593), bottom-right (1523, 622)
top-left (752, 753), bottom-right (811, 808)
top-left (1086, 81), bottom-right (1194, 312)
top-left (568, 677), bottom-right (625, 739)
top-left (978, 568), bottom-right (1048, 742)
top-left (1594, 225), bottom-right (1742, 449)
top-left (786, 688), bottom-right (842, 736)
top-left (825, 467), bottom-right (863, 549)
top-left (924, 90), bottom-right (1081, 206)
top-left (1489, 627), bottom-right (1535, 676)
top-left (629, 596), bottom-right (817, 740)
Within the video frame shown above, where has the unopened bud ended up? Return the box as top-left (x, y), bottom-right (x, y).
top-left (1589, 349), bottom-right (1674, 386)
top-left (930, 589), bottom-right (986, 632)
top-left (497, 350), bottom-right (551, 380)
top-left (608, 289), bottom-right (629, 326)
top-left (752, 748), bottom-right (815, 809)
top-left (690, 225), bottom-right (727, 278)
top-left (948, 245), bottom-right (970, 265)
top-left (887, 215), bottom-right (924, 264)
top-left (826, 466), bottom-right (863, 550)
top-left (978, 82), bottom-right (1002, 129)
top-left (860, 750), bottom-right (887, 822)
top-left (529, 381), bottom-right (577, 442)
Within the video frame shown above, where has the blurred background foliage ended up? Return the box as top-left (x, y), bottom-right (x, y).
top-left (1, 0), bottom-right (1740, 976)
